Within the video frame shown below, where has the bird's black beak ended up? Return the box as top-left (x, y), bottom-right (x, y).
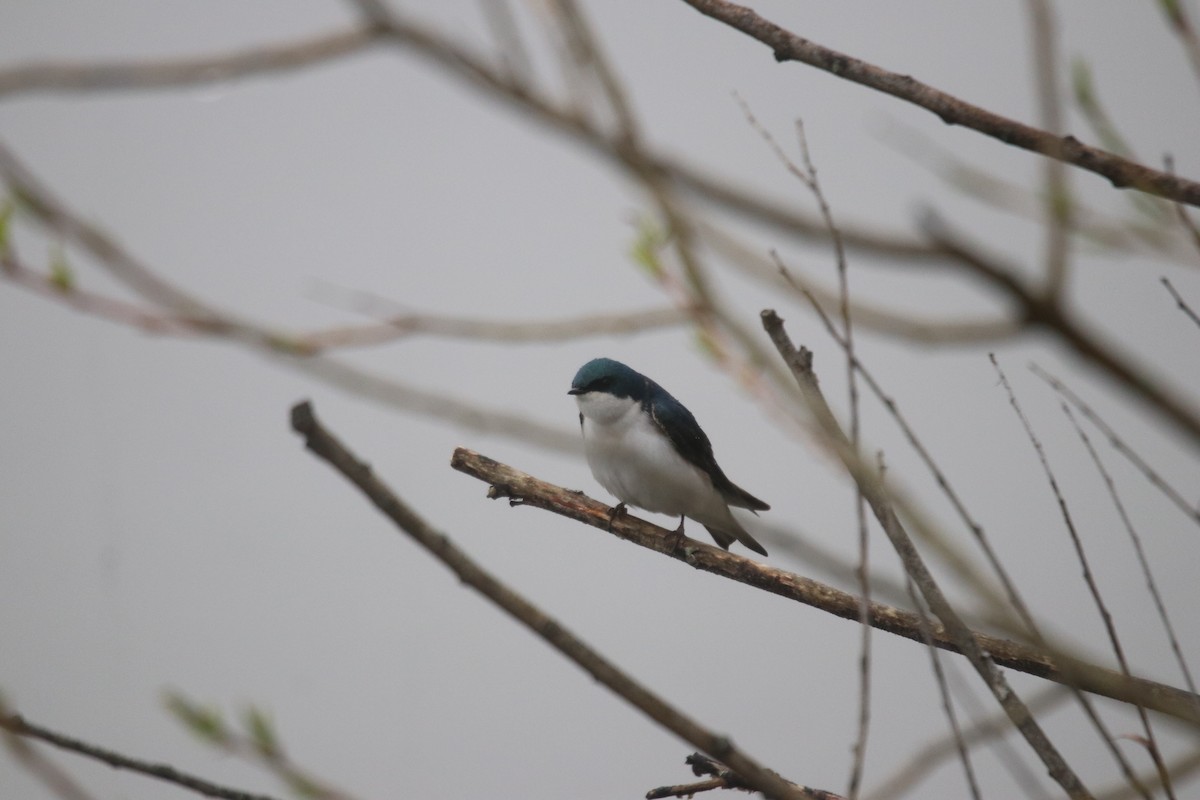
top-left (567, 387), bottom-right (584, 396)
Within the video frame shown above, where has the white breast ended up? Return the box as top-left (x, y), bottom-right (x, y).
top-left (575, 392), bottom-right (722, 520)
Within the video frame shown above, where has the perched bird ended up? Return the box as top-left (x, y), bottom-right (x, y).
top-left (568, 357), bottom-right (769, 556)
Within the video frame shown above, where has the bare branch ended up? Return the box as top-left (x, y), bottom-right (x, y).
top-left (678, 0), bottom-right (1200, 207)
top-left (448, 446), bottom-right (1200, 725)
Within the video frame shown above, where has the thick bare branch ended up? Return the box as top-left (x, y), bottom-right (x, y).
top-left (678, 0), bottom-right (1200, 207)
top-left (448, 446), bottom-right (1200, 726)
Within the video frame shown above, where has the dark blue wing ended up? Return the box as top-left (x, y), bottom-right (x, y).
top-left (644, 380), bottom-right (770, 512)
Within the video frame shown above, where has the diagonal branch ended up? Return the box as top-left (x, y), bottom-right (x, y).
top-left (678, 0), bottom-right (1200, 207)
top-left (759, 311), bottom-right (1091, 799)
top-left (448, 447), bottom-right (1200, 726)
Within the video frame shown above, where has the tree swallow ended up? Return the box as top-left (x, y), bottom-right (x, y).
top-left (568, 357), bottom-right (769, 556)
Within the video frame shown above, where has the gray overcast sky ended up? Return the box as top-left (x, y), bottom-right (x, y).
top-left (2, 2), bottom-right (1198, 799)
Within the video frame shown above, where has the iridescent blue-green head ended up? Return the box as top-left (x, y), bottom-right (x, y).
top-left (567, 357), bottom-right (650, 401)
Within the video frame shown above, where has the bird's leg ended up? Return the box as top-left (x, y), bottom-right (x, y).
top-left (606, 502), bottom-right (628, 532)
top-left (670, 516), bottom-right (688, 552)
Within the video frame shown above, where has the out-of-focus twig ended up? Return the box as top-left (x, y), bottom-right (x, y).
top-left (708, 225), bottom-right (1021, 345)
top-left (0, 27), bottom-right (378, 98)
top-left (882, 118), bottom-right (1189, 262)
top-left (479, 0), bottom-right (532, 84)
top-left (299, 289), bottom-right (687, 349)
top-left (864, 685), bottom-right (1069, 800)
top-left (923, 212), bottom-right (1200, 449)
top-left (1024, 0), bottom-right (1071, 298)
top-left (1158, 0), bottom-right (1200, 93)
top-left (0, 140), bottom-right (581, 454)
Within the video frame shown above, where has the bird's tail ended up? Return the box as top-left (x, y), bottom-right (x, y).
top-left (703, 522), bottom-right (768, 557)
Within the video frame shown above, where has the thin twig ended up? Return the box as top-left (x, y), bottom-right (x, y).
top-left (902, 577), bottom-right (983, 800)
top-left (1, 718), bottom-right (99, 800)
top-left (1161, 276), bottom-right (1200, 329)
top-left (990, 356), bottom-right (1152, 799)
top-left (923, 211), bottom-right (1200, 449)
top-left (1, 712), bottom-right (280, 800)
top-left (1029, 364), bottom-right (1200, 528)
top-left (734, 96), bottom-right (873, 798)
top-left (1060, 402), bottom-right (1198, 696)
top-left (290, 402), bottom-right (814, 800)
top-left (1061, 402), bottom-right (1184, 795)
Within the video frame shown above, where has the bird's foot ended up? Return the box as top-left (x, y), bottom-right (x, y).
top-left (670, 516), bottom-right (688, 554)
top-left (606, 502), bottom-right (628, 532)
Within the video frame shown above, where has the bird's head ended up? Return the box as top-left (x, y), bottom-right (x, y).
top-left (568, 357), bottom-right (647, 402)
